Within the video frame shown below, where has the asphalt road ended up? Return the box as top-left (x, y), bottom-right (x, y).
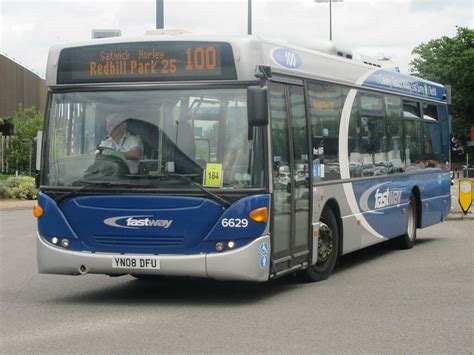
top-left (1, 209), bottom-right (472, 353)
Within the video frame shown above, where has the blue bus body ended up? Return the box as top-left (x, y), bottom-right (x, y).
top-left (37, 193), bottom-right (271, 281)
top-left (37, 35), bottom-right (451, 282)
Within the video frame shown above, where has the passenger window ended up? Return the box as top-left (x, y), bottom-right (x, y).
top-left (308, 82), bottom-right (349, 181)
top-left (403, 100), bottom-right (423, 171)
top-left (422, 103), bottom-right (439, 121)
top-left (422, 103), bottom-right (441, 168)
top-left (349, 92), bottom-right (387, 177)
top-left (385, 96), bottom-right (404, 173)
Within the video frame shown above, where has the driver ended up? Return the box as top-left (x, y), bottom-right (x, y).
top-left (98, 114), bottom-right (143, 174)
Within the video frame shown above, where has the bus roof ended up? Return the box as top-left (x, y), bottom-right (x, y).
top-left (46, 34), bottom-right (447, 103)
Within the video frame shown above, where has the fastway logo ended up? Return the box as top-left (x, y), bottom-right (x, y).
top-left (374, 188), bottom-right (402, 209)
top-left (104, 215), bottom-right (173, 229)
top-left (359, 182), bottom-right (405, 213)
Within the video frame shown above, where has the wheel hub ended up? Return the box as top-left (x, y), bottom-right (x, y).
top-left (317, 222), bottom-right (333, 264)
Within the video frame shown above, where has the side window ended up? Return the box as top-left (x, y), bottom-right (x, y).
top-left (348, 91), bottom-right (387, 177)
top-left (385, 96), bottom-right (404, 173)
top-left (422, 103), bottom-right (441, 168)
top-left (403, 100), bottom-right (423, 171)
top-left (308, 82), bottom-right (349, 181)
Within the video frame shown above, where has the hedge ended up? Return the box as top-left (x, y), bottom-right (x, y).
top-left (0, 176), bottom-right (38, 200)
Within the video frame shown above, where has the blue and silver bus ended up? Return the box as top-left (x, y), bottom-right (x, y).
top-left (35, 34), bottom-right (451, 282)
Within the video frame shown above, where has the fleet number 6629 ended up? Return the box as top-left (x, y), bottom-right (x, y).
top-left (221, 218), bottom-right (248, 228)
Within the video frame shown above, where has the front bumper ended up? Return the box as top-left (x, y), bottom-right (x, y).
top-left (37, 233), bottom-right (270, 282)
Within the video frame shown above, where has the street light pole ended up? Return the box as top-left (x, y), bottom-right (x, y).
top-left (315, 0), bottom-right (343, 41)
top-left (248, 0), bottom-right (252, 35)
top-left (329, 0), bottom-right (332, 41)
top-left (156, 0), bottom-right (164, 29)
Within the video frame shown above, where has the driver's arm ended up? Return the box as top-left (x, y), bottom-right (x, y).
top-left (123, 146), bottom-right (141, 160)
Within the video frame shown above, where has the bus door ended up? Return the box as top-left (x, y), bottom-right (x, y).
top-left (269, 82), bottom-right (311, 275)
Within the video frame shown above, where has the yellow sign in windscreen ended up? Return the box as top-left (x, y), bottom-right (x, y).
top-left (204, 163), bottom-right (223, 188)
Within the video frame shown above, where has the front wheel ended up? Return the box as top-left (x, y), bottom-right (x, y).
top-left (305, 208), bottom-right (339, 282)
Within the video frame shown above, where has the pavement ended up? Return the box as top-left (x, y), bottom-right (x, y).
top-left (0, 198), bottom-right (36, 211)
top-left (0, 182), bottom-right (472, 219)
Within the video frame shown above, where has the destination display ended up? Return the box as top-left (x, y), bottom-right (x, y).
top-left (57, 41), bottom-right (237, 84)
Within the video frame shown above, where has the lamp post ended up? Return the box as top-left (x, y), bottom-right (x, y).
top-left (314, 0), bottom-right (344, 41)
top-left (248, 0), bottom-right (252, 35)
top-left (156, 0), bottom-right (164, 29)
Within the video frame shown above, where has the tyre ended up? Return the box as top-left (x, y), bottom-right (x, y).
top-left (398, 194), bottom-right (417, 249)
top-left (305, 208), bottom-right (339, 282)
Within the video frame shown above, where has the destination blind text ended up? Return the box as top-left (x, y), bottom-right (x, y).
top-left (88, 46), bottom-right (218, 78)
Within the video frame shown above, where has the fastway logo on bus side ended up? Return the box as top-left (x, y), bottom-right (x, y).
top-left (359, 182), bottom-right (404, 213)
top-left (104, 215), bottom-right (173, 229)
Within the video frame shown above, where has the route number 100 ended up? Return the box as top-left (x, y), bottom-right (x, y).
top-left (186, 47), bottom-right (217, 71)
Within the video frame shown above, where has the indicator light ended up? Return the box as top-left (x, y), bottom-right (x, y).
top-left (215, 241), bottom-right (225, 252)
top-left (33, 203), bottom-right (43, 218)
top-left (249, 207), bottom-right (268, 223)
top-left (61, 239), bottom-right (70, 248)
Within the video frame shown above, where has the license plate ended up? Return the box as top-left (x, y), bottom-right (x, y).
top-left (112, 256), bottom-right (160, 270)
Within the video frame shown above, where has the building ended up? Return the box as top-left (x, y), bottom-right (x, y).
top-left (0, 54), bottom-right (47, 121)
top-left (0, 54), bottom-right (46, 172)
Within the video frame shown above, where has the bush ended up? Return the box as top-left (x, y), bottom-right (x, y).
top-left (0, 184), bottom-right (8, 199)
top-left (1, 176), bottom-right (38, 200)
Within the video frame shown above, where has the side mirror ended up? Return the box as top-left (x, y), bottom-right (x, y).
top-left (247, 86), bottom-right (268, 127)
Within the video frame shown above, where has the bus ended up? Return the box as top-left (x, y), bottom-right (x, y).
top-left (35, 34), bottom-right (451, 282)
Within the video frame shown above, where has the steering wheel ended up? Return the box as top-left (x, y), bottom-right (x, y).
top-left (83, 146), bottom-right (130, 178)
top-left (97, 146), bottom-right (128, 163)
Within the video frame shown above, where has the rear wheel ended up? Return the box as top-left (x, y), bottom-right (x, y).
top-left (398, 194), bottom-right (417, 249)
top-left (305, 208), bottom-right (339, 282)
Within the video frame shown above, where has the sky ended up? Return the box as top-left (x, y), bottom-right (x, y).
top-left (0, 0), bottom-right (472, 78)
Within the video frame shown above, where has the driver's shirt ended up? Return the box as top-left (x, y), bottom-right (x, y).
top-left (99, 131), bottom-right (143, 174)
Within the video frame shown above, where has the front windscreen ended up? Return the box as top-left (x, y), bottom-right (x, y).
top-left (44, 89), bottom-right (265, 190)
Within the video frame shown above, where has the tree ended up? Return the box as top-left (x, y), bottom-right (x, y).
top-left (410, 27), bottom-right (474, 161)
top-left (5, 105), bottom-right (44, 174)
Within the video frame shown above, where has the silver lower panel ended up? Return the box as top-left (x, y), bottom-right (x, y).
top-left (37, 234), bottom-right (270, 282)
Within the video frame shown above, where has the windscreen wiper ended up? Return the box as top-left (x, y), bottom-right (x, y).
top-left (53, 181), bottom-right (116, 204)
top-left (164, 173), bottom-right (231, 208)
